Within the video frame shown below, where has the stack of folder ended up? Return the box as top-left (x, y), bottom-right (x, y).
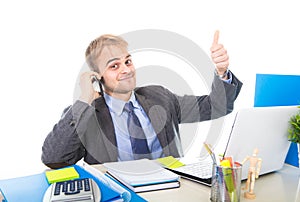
top-left (104, 159), bottom-right (180, 193)
top-left (0, 164), bottom-right (147, 202)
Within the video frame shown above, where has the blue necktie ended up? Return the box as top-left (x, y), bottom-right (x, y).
top-left (124, 102), bottom-right (151, 160)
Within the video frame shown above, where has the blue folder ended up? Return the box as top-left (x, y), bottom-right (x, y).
top-left (254, 73), bottom-right (300, 167)
top-left (0, 165), bottom-right (147, 202)
top-left (0, 172), bottom-right (49, 202)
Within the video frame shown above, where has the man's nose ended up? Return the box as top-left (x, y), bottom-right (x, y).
top-left (120, 63), bottom-right (131, 73)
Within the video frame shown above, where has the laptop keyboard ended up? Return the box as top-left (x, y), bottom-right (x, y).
top-left (173, 158), bottom-right (213, 179)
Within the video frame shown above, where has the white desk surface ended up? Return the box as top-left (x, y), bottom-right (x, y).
top-left (137, 164), bottom-right (300, 202)
top-left (0, 164), bottom-right (298, 202)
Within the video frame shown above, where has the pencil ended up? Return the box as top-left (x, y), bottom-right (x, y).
top-left (203, 142), bottom-right (218, 165)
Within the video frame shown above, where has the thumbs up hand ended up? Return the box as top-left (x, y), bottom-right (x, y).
top-left (210, 30), bottom-right (229, 79)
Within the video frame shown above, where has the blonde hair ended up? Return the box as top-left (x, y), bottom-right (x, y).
top-left (85, 34), bottom-right (128, 72)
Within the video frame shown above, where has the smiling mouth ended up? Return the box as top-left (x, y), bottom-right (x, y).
top-left (119, 73), bottom-right (134, 81)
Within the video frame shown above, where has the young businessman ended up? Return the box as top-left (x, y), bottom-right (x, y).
top-left (42, 31), bottom-right (242, 169)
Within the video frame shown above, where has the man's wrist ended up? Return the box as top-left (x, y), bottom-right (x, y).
top-left (215, 69), bottom-right (229, 79)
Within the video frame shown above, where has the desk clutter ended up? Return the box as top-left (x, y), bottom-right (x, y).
top-left (103, 158), bottom-right (180, 193)
top-left (44, 167), bottom-right (101, 201)
top-left (0, 162), bottom-right (147, 202)
top-left (43, 177), bottom-right (101, 202)
top-left (45, 167), bottom-right (80, 184)
top-left (210, 161), bottom-right (242, 202)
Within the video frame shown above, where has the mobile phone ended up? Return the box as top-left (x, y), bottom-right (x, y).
top-left (91, 76), bottom-right (103, 95)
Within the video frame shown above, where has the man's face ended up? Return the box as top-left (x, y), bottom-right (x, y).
top-left (96, 45), bottom-right (136, 99)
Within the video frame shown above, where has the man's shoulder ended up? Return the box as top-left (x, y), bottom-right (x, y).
top-left (134, 85), bottom-right (172, 95)
top-left (135, 85), bottom-right (164, 91)
top-left (134, 85), bottom-right (177, 103)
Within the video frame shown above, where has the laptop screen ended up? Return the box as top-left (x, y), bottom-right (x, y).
top-left (224, 105), bottom-right (298, 179)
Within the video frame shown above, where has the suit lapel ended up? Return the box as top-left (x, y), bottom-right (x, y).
top-left (93, 97), bottom-right (118, 162)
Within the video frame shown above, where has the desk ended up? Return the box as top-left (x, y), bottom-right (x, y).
top-left (0, 164), bottom-right (298, 202)
top-left (137, 164), bottom-right (299, 202)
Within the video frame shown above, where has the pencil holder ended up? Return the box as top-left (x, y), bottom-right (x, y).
top-left (210, 162), bottom-right (242, 202)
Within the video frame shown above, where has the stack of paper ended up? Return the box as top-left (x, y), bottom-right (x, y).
top-left (103, 159), bottom-right (180, 193)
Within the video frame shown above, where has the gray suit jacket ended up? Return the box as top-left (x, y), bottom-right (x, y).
top-left (42, 73), bottom-right (242, 168)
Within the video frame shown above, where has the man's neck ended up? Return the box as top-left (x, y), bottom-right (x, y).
top-left (105, 91), bottom-right (132, 102)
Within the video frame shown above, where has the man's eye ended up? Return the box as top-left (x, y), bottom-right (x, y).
top-left (125, 59), bottom-right (132, 65)
top-left (111, 64), bottom-right (118, 69)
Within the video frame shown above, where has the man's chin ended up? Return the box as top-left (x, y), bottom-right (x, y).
top-left (117, 87), bottom-right (136, 94)
top-left (106, 86), bottom-right (135, 95)
top-left (118, 80), bottom-right (136, 91)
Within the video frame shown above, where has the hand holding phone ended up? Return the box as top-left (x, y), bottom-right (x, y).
top-left (78, 72), bottom-right (102, 104)
top-left (91, 76), bottom-right (103, 96)
top-left (91, 76), bottom-right (101, 93)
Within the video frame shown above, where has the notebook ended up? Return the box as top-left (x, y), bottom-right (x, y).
top-left (169, 105), bottom-right (298, 186)
top-left (103, 159), bottom-right (180, 193)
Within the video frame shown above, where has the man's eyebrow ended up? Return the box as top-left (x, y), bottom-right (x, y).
top-left (106, 54), bottom-right (131, 66)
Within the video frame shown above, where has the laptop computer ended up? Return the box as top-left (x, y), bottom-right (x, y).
top-left (168, 105), bottom-right (298, 186)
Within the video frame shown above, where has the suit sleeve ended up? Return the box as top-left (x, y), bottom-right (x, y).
top-left (41, 100), bottom-right (95, 168)
top-left (176, 71), bottom-right (242, 123)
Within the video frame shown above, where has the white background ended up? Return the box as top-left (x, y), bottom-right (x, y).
top-left (0, 0), bottom-right (300, 179)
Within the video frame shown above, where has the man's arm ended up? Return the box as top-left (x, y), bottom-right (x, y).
top-left (41, 100), bottom-right (95, 168)
top-left (175, 71), bottom-right (242, 123)
top-left (209, 71), bottom-right (242, 118)
top-left (175, 30), bottom-right (242, 122)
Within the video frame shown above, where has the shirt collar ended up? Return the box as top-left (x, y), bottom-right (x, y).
top-left (103, 92), bottom-right (140, 116)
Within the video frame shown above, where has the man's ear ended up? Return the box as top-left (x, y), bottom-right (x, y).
top-left (100, 77), bottom-right (104, 84)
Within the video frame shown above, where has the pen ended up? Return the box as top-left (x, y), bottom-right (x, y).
top-left (203, 142), bottom-right (218, 165)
